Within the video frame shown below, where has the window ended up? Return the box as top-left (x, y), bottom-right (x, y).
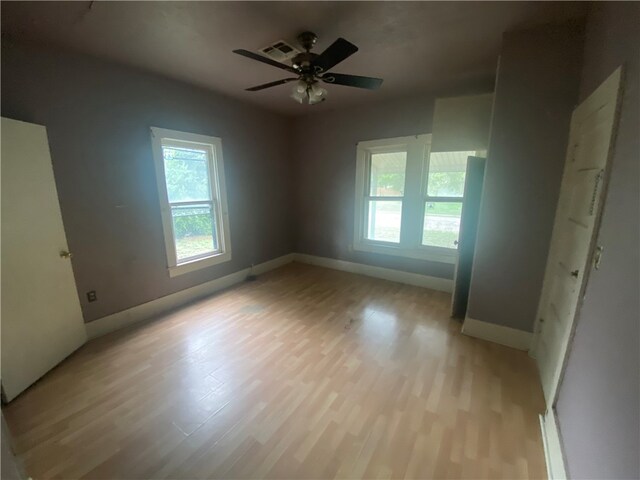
top-left (422, 150), bottom-right (476, 249)
top-left (366, 151), bottom-right (406, 243)
top-left (151, 127), bottom-right (231, 277)
top-left (354, 135), bottom-right (479, 264)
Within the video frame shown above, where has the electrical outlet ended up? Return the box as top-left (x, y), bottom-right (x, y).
top-left (87, 291), bottom-right (97, 302)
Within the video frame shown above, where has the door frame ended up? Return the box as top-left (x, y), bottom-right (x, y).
top-left (531, 66), bottom-right (624, 408)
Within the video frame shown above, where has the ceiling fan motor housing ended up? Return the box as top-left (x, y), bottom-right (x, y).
top-left (292, 52), bottom-right (319, 75)
top-left (294, 32), bottom-right (321, 80)
top-left (297, 31), bottom-right (318, 51)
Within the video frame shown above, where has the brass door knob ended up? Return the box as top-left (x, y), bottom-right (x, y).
top-left (60, 251), bottom-right (73, 259)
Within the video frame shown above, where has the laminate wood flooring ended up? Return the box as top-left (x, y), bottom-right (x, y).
top-left (3, 262), bottom-right (547, 479)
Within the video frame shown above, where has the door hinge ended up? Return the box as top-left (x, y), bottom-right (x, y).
top-left (594, 245), bottom-right (604, 270)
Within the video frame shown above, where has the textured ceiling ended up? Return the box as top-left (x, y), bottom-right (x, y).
top-left (1, 1), bottom-right (587, 116)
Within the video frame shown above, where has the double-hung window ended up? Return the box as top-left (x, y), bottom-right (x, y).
top-left (365, 149), bottom-right (407, 243)
top-left (422, 150), bottom-right (477, 249)
top-left (354, 134), bottom-right (479, 264)
top-left (151, 127), bottom-right (231, 277)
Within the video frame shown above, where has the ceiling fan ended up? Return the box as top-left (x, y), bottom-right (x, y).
top-left (233, 31), bottom-right (383, 105)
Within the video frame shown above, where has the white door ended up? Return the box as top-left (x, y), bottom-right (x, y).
top-left (533, 68), bottom-right (622, 405)
top-left (1, 117), bottom-right (86, 402)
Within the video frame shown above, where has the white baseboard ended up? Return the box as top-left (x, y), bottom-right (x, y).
top-left (461, 316), bottom-right (533, 351)
top-left (85, 253), bottom-right (295, 339)
top-left (540, 410), bottom-right (568, 479)
top-left (293, 253), bottom-right (453, 293)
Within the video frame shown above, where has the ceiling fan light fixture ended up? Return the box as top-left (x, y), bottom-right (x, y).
top-left (290, 81), bottom-right (327, 105)
top-left (290, 81), bottom-right (307, 103)
top-left (308, 84), bottom-right (327, 105)
top-left (294, 79), bottom-right (307, 94)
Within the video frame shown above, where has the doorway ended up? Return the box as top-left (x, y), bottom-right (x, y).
top-left (532, 65), bottom-right (623, 479)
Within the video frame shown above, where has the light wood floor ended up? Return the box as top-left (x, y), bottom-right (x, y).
top-left (3, 263), bottom-right (547, 479)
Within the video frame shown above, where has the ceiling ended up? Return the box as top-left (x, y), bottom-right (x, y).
top-left (1, 1), bottom-right (587, 116)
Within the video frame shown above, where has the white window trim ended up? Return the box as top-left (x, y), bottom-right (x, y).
top-left (150, 127), bottom-right (232, 277)
top-left (354, 134), bottom-right (462, 265)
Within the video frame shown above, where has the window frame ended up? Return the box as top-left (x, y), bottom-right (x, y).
top-left (150, 127), bottom-right (232, 277)
top-left (354, 134), bottom-right (466, 264)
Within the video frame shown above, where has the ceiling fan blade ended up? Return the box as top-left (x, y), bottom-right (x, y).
top-left (312, 38), bottom-right (358, 73)
top-left (245, 78), bottom-right (297, 91)
top-left (233, 49), bottom-right (296, 73)
top-left (322, 73), bottom-right (383, 90)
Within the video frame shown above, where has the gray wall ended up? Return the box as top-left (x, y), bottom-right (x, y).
top-left (556, 3), bottom-right (640, 479)
top-left (467, 21), bottom-right (585, 332)
top-left (292, 83), bottom-right (493, 279)
top-left (1, 42), bottom-right (294, 322)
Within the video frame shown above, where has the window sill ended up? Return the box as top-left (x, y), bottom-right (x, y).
top-left (168, 251), bottom-right (232, 278)
top-left (353, 241), bottom-right (457, 264)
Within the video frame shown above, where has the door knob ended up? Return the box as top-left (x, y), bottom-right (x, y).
top-left (570, 269), bottom-right (579, 277)
top-left (59, 250), bottom-right (73, 259)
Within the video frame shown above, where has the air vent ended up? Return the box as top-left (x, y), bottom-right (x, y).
top-left (259, 40), bottom-right (300, 63)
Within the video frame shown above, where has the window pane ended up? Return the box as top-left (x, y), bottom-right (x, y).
top-left (367, 200), bottom-right (402, 243)
top-left (426, 151), bottom-right (475, 197)
top-left (369, 152), bottom-right (407, 196)
top-left (171, 204), bottom-right (218, 261)
top-left (422, 202), bottom-right (462, 248)
top-left (163, 146), bottom-right (212, 202)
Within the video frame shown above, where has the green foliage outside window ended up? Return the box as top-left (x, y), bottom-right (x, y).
top-left (375, 173), bottom-right (405, 193)
top-left (373, 171), bottom-right (466, 198)
top-left (163, 147), bottom-right (211, 202)
top-left (172, 207), bottom-right (215, 238)
top-left (427, 171), bottom-right (466, 197)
